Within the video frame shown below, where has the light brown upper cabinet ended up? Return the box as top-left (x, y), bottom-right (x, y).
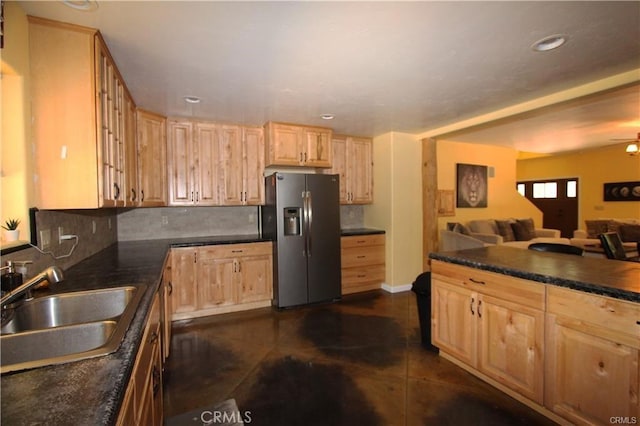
top-left (167, 120), bottom-right (219, 206)
top-left (29, 17), bottom-right (133, 209)
top-left (218, 125), bottom-right (265, 205)
top-left (136, 110), bottom-right (167, 207)
top-left (327, 135), bottom-right (373, 204)
top-left (264, 122), bottom-right (332, 168)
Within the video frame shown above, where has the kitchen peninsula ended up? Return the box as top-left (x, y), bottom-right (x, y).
top-left (429, 246), bottom-right (640, 425)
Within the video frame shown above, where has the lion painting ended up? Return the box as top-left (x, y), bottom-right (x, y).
top-left (456, 164), bottom-right (488, 208)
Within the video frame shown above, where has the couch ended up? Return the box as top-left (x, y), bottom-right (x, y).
top-left (570, 218), bottom-right (640, 246)
top-left (444, 218), bottom-right (569, 251)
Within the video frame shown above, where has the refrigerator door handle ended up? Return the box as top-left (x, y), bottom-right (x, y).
top-left (307, 190), bottom-right (313, 257)
top-left (302, 191), bottom-right (309, 257)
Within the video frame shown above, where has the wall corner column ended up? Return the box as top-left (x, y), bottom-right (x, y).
top-left (422, 138), bottom-right (437, 271)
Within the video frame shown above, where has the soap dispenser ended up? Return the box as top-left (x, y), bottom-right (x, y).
top-left (1, 261), bottom-right (23, 294)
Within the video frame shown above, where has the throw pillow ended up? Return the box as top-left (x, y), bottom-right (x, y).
top-left (495, 220), bottom-right (515, 242)
top-left (585, 220), bottom-right (611, 239)
top-left (618, 224), bottom-right (640, 243)
top-left (511, 222), bottom-right (535, 241)
top-left (516, 218), bottom-right (536, 240)
top-left (447, 222), bottom-right (471, 235)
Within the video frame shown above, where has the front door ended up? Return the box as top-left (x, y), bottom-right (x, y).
top-left (517, 178), bottom-right (579, 238)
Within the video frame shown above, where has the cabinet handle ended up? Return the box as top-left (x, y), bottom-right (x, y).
top-left (469, 278), bottom-right (486, 285)
top-left (196, 191), bottom-right (199, 202)
top-left (357, 274), bottom-right (366, 278)
top-left (232, 250), bottom-right (244, 253)
top-left (357, 255), bottom-right (366, 259)
top-left (237, 260), bottom-right (241, 273)
top-left (113, 183), bottom-right (120, 199)
top-left (167, 281), bottom-right (173, 295)
top-left (478, 300), bottom-right (482, 318)
top-left (149, 331), bottom-right (159, 344)
top-left (470, 297), bottom-right (475, 315)
top-left (141, 189), bottom-right (145, 202)
top-left (191, 191), bottom-right (194, 202)
top-left (131, 188), bottom-right (136, 201)
top-left (304, 152), bottom-right (307, 162)
top-left (300, 152), bottom-right (303, 163)
top-left (356, 240), bottom-right (366, 244)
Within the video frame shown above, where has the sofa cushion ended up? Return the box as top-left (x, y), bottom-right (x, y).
top-left (495, 220), bottom-right (515, 242)
top-left (585, 220), bottom-right (611, 238)
top-left (469, 219), bottom-right (497, 235)
top-left (618, 224), bottom-right (640, 242)
top-left (447, 222), bottom-right (471, 235)
top-left (512, 218), bottom-right (536, 241)
top-left (511, 221), bottom-right (534, 241)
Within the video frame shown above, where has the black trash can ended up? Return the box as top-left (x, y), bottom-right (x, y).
top-left (412, 272), bottom-right (438, 353)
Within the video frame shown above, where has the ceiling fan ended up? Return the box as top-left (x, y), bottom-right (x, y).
top-left (611, 132), bottom-right (639, 156)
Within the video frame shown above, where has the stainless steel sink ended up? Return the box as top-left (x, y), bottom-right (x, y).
top-left (0, 285), bottom-right (146, 374)
top-left (1, 286), bottom-right (138, 334)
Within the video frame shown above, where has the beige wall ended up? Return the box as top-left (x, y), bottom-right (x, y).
top-left (436, 140), bottom-right (543, 229)
top-left (517, 143), bottom-right (640, 228)
top-left (365, 132), bottom-right (423, 288)
top-left (1, 2), bottom-right (32, 243)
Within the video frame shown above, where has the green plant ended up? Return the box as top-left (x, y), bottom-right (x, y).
top-left (2, 219), bottom-right (20, 231)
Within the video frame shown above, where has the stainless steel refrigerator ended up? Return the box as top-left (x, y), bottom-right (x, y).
top-left (262, 173), bottom-right (341, 308)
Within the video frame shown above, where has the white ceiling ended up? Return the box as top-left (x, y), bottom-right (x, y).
top-left (16, 1), bottom-right (640, 154)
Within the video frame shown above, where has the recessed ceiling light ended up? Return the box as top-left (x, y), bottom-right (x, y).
top-left (320, 114), bottom-right (335, 120)
top-left (184, 96), bottom-right (201, 104)
top-left (62, 0), bottom-right (99, 11)
top-left (531, 34), bottom-right (567, 52)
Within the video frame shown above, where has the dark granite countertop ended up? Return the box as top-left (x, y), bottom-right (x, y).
top-left (430, 246), bottom-right (640, 302)
top-left (1, 234), bottom-right (269, 426)
top-left (341, 228), bottom-right (386, 236)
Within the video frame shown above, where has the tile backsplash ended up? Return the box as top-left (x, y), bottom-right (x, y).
top-left (117, 205), bottom-right (366, 241)
top-left (116, 206), bottom-right (260, 241)
top-left (1, 205), bottom-right (366, 279)
top-left (1, 209), bottom-right (117, 280)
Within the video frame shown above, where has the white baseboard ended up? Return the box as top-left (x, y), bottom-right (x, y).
top-left (381, 283), bottom-right (412, 293)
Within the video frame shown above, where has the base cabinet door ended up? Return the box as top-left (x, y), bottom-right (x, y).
top-left (478, 294), bottom-right (544, 404)
top-left (171, 248), bottom-right (198, 315)
top-left (431, 279), bottom-right (477, 366)
top-left (546, 315), bottom-right (639, 425)
top-left (197, 252), bottom-right (236, 309)
top-left (238, 254), bottom-right (273, 304)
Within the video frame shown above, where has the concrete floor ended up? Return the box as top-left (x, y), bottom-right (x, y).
top-left (163, 290), bottom-right (556, 425)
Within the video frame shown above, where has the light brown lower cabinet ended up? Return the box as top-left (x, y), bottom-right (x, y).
top-left (545, 286), bottom-right (640, 425)
top-left (117, 293), bottom-right (163, 426)
top-left (431, 260), bottom-right (640, 426)
top-left (431, 261), bottom-right (545, 404)
top-left (340, 234), bottom-right (385, 295)
top-left (170, 242), bottom-right (273, 321)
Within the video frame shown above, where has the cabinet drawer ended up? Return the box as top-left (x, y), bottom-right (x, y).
top-left (341, 246), bottom-right (385, 268)
top-left (342, 265), bottom-right (385, 286)
top-left (547, 286), bottom-right (640, 345)
top-left (431, 260), bottom-right (545, 310)
top-left (199, 242), bottom-right (272, 259)
top-left (341, 234), bottom-right (385, 249)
